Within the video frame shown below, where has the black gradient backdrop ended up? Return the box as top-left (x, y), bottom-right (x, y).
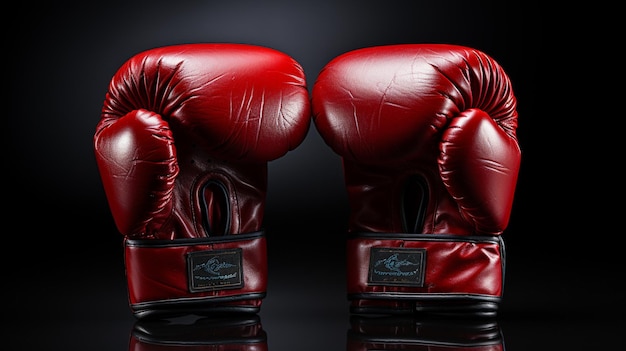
top-left (7, 1), bottom-right (622, 350)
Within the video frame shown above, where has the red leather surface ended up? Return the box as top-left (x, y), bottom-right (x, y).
top-left (311, 44), bottom-right (519, 313)
top-left (346, 235), bottom-right (503, 297)
top-left (95, 43), bottom-right (311, 240)
top-left (312, 44), bottom-right (520, 236)
top-left (125, 235), bottom-right (267, 308)
top-left (94, 44), bottom-right (310, 314)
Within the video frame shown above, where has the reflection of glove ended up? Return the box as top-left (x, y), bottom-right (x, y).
top-left (312, 44), bottom-right (520, 316)
top-left (94, 43), bottom-right (311, 319)
top-left (130, 315), bottom-right (267, 351)
top-left (347, 315), bottom-right (504, 350)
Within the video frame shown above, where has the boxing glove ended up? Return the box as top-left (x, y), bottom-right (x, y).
top-left (94, 43), bottom-right (310, 319)
top-left (312, 44), bottom-right (520, 316)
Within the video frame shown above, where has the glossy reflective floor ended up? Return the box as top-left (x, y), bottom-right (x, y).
top-left (9, 242), bottom-right (624, 350)
top-left (10, 287), bottom-right (624, 350)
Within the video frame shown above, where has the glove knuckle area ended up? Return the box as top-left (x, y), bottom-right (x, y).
top-left (103, 44), bottom-right (310, 158)
top-left (312, 44), bottom-right (517, 141)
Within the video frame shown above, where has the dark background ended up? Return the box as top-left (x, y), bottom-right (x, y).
top-left (7, 1), bottom-right (623, 350)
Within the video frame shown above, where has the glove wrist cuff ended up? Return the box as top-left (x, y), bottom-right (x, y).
top-left (124, 231), bottom-right (267, 319)
top-left (346, 232), bottom-right (505, 316)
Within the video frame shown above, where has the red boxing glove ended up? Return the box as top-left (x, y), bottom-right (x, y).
top-left (312, 44), bottom-right (520, 316)
top-left (94, 43), bottom-right (310, 319)
top-left (348, 315), bottom-right (504, 350)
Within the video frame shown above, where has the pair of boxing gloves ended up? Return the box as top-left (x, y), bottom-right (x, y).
top-left (94, 43), bottom-right (521, 319)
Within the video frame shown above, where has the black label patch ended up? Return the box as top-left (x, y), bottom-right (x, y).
top-left (187, 249), bottom-right (243, 292)
top-left (368, 247), bottom-right (426, 287)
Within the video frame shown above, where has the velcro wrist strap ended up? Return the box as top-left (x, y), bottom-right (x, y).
top-left (124, 231), bottom-right (267, 316)
top-left (347, 233), bottom-right (505, 301)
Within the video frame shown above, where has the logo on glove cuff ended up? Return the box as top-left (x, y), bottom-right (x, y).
top-left (187, 249), bottom-right (243, 292)
top-left (368, 248), bottom-right (426, 287)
